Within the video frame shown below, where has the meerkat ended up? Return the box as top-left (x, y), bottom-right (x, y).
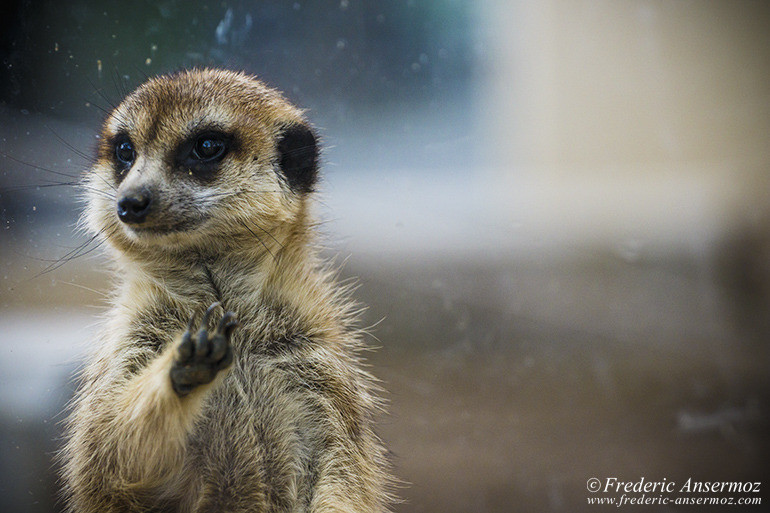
top-left (59, 68), bottom-right (393, 512)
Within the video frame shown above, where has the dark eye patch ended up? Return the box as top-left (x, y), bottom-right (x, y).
top-left (175, 130), bottom-right (233, 180)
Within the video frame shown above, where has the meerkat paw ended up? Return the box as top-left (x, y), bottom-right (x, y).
top-left (170, 302), bottom-right (238, 396)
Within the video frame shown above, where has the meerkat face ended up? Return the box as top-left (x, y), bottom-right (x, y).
top-left (84, 69), bottom-right (318, 254)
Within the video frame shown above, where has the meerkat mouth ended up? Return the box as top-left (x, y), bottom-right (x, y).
top-left (121, 219), bottom-right (203, 240)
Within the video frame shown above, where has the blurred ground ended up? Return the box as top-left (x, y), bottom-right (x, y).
top-left (1, 237), bottom-right (769, 512)
top-left (353, 257), bottom-right (770, 512)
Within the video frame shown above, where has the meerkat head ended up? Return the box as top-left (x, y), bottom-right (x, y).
top-left (84, 68), bottom-right (318, 257)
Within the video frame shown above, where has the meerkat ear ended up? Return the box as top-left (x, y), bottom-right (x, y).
top-left (276, 123), bottom-right (318, 194)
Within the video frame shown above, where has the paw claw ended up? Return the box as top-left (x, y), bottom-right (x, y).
top-left (201, 302), bottom-right (221, 324)
top-left (217, 311), bottom-right (239, 336)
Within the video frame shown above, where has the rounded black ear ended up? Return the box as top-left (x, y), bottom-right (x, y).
top-left (276, 123), bottom-right (318, 194)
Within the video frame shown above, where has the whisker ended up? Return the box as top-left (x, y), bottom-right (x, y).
top-left (79, 184), bottom-right (116, 197)
top-left (2, 147), bottom-right (118, 196)
top-left (84, 99), bottom-right (112, 117)
top-left (85, 75), bottom-right (118, 111)
top-left (74, 181), bottom-right (116, 197)
top-left (203, 187), bottom-right (287, 253)
top-left (43, 232), bottom-right (101, 267)
top-left (36, 238), bottom-right (108, 275)
top-left (205, 189), bottom-right (285, 199)
top-left (89, 171), bottom-right (119, 192)
top-left (34, 225), bottom-right (115, 277)
top-left (45, 125), bottom-right (95, 163)
top-left (112, 66), bottom-right (130, 98)
top-left (131, 62), bottom-right (150, 82)
top-left (80, 191), bottom-right (116, 203)
top-left (252, 219), bottom-right (284, 251)
top-left (0, 150), bottom-right (78, 180)
top-left (0, 181), bottom-right (78, 193)
top-left (0, 181), bottom-right (116, 205)
top-left (238, 219), bottom-right (276, 262)
top-left (60, 280), bottom-right (109, 299)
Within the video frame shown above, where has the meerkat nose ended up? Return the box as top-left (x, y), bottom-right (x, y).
top-left (117, 189), bottom-right (152, 224)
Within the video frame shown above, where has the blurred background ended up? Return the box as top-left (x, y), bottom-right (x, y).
top-left (1, 1), bottom-right (769, 511)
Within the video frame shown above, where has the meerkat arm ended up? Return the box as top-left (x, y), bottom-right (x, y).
top-left (63, 305), bottom-right (237, 505)
top-left (110, 340), bottom-right (206, 483)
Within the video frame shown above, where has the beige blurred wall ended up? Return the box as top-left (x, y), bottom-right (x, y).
top-left (476, 0), bottom-right (770, 252)
top-left (480, 0), bottom-right (770, 172)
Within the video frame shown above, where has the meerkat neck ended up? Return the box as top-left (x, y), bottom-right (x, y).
top-left (114, 219), bottom-right (319, 318)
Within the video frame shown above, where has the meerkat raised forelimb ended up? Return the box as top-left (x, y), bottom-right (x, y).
top-left (59, 69), bottom-right (393, 512)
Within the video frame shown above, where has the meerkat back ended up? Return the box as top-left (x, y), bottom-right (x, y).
top-left (59, 68), bottom-right (393, 513)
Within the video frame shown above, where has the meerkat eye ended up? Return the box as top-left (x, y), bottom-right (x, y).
top-left (191, 134), bottom-right (227, 162)
top-left (175, 131), bottom-right (232, 178)
top-left (115, 138), bottom-right (136, 166)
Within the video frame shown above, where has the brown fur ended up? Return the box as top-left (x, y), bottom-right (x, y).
top-left (59, 69), bottom-right (393, 512)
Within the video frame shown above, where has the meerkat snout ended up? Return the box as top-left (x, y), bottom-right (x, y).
top-left (117, 187), bottom-right (152, 224)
